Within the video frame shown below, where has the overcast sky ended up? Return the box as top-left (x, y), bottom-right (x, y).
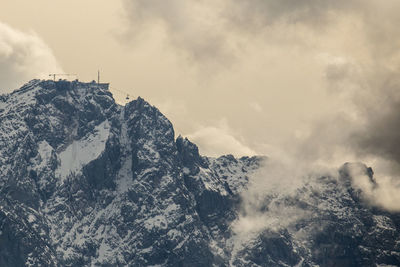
top-left (1, 1), bottom-right (400, 175)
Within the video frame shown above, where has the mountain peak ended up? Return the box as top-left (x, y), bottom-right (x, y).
top-left (9, 79), bottom-right (110, 97)
top-left (0, 79), bottom-right (263, 266)
top-left (1, 80), bottom-right (399, 266)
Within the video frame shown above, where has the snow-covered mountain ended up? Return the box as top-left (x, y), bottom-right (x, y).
top-left (0, 80), bottom-right (399, 266)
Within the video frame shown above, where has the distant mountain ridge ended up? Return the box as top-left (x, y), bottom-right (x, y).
top-left (0, 79), bottom-right (399, 266)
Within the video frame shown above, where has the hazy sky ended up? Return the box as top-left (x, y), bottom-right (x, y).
top-left (1, 0), bottom-right (400, 171)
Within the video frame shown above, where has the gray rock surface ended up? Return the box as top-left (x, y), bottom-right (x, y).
top-left (0, 80), bottom-right (399, 266)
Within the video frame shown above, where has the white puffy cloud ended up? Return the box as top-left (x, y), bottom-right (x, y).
top-left (186, 120), bottom-right (256, 157)
top-left (0, 22), bottom-right (62, 92)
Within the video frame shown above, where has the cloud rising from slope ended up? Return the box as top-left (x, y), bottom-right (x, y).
top-left (0, 22), bottom-right (62, 93)
top-left (186, 121), bottom-right (256, 157)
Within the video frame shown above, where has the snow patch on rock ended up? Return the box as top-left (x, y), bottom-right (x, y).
top-left (37, 140), bottom-right (53, 168)
top-left (56, 120), bottom-right (110, 181)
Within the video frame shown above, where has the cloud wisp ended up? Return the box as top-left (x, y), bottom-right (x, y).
top-left (0, 22), bottom-right (62, 93)
top-left (186, 119), bottom-right (256, 157)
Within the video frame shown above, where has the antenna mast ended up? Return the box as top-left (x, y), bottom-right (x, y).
top-left (98, 70), bottom-right (100, 84)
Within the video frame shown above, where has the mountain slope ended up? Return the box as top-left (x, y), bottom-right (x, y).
top-left (0, 80), bottom-right (260, 266)
top-left (0, 80), bottom-right (400, 266)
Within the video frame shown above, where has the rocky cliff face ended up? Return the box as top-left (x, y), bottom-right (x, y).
top-left (0, 80), bottom-right (399, 266)
top-left (0, 80), bottom-right (260, 266)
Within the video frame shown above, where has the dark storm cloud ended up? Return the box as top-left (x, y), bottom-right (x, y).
top-left (121, 0), bottom-right (356, 63)
top-left (350, 74), bottom-right (400, 173)
top-left (121, 0), bottom-right (235, 65)
top-left (225, 0), bottom-right (355, 29)
top-left (121, 0), bottom-right (400, 173)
